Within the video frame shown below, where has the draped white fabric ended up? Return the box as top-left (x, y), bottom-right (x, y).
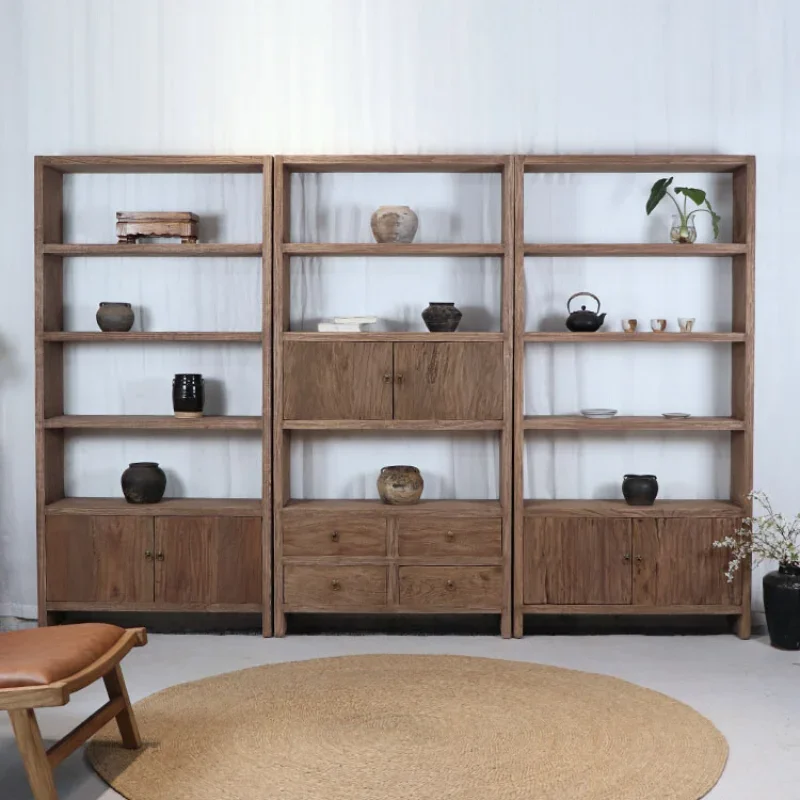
top-left (2, 0), bottom-right (798, 616)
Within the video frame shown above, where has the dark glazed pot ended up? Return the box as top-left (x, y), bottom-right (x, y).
top-left (763, 563), bottom-right (800, 650)
top-left (96, 302), bottom-right (134, 332)
top-left (121, 462), bottom-right (167, 504)
top-left (377, 465), bottom-right (424, 505)
top-left (172, 374), bottom-right (205, 417)
top-left (622, 474), bottom-right (659, 506)
top-left (422, 302), bottom-right (462, 333)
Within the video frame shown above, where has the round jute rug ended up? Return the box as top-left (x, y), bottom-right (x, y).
top-left (87, 655), bottom-right (727, 800)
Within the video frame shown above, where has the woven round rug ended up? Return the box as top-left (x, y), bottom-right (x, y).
top-left (87, 654), bottom-right (727, 800)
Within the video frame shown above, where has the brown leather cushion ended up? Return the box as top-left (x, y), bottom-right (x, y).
top-left (0, 623), bottom-right (126, 689)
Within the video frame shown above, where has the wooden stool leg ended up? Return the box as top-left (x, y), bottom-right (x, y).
top-left (8, 709), bottom-right (58, 800)
top-left (103, 664), bottom-right (141, 749)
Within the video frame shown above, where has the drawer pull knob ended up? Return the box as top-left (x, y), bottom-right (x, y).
top-left (382, 373), bottom-right (392, 383)
top-left (396, 373), bottom-right (404, 384)
top-left (446, 580), bottom-right (455, 591)
top-left (331, 531), bottom-right (340, 542)
top-left (445, 531), bottom-right (455, 542)
top-left (331, 579), bottom-right (341, 591)
top-left (623, 553), bottom-right (631, 562)
top-left (635, 555), bottom-right (643, 563)
top-left (156, 552), bottom-right (165, 561)
top-left (145, 550), bottom-right (153, 560)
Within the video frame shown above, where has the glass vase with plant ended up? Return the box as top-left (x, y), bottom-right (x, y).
top-left (646, 177), bottom-right (721, 243)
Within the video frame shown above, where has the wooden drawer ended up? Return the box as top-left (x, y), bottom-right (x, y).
top-left (283, 565), bottom-right (387, 608)
top-left (398, 566), bottom-right (503, 610)
top-left (283, 514), bottom-right (386, 556)
top-left (398, 517), bottom-right (502, 558)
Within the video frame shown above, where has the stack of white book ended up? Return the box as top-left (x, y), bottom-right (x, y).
top-left (317, 316), bottom-right (377, 333)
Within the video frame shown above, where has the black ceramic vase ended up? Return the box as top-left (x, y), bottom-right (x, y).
top-left (622, 474), bottom-right (659, 506)
top-left (422, 302), bottom-right (462, 333)
top-left (763, 564), bottom-right (800, 650)
top-left (172, 374), bottom-right (205, 418)
top-left (96, 302), bottom-right (134, 332)
top-left (121, 462), bottom-right (167, 504)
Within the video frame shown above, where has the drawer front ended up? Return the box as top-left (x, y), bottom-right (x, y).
top-left (284, 565), bottom-right (388, 608)
top-left (398, 517), bottom-right (502, 558)
top-left (399, 566), bottom-right (503, 610)
top-left (283, 514), bottom-right (387, 557)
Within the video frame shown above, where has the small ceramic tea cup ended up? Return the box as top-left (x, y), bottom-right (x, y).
top-left (678, 317), bottom-right (695, 333)
top-left (621, 318), bottom-right (638, 333)
top-left (650, 318), bottom-right (667, 332)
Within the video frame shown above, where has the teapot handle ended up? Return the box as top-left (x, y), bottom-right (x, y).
top-left (567, 291), bottom-right (601, 313)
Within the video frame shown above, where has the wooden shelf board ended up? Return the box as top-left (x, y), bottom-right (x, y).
top-left (283, 243), bottom-right (504, 257)
top-left (523, 415), bottom-right (745, 431)
top-left (283, 419), bottom-right (504, 431)
top-left (521, 604), bottom-right (742, 615)
top-left (42, 243), bottom-right (262, 257)
top-left (523, 243), bottom-right (748, 257)
top-left (283, 499), bottom-right (502, 516)
top-left (522, 155), bottom-right (752, 173)
top-left (523, 332), bottom-right (746, 343)
top-left (40, 332), bottom-right (262, 343)
top-left (46, 602), bottom-right (262, 613)
top-left (283, 332), bottom-right (504, 343)
top-left (282, 556), bottom-right (504, 567)
top-left (283, 606), bottom-right (500, 614)
top-left (46, 498), bottom-right (263, 516)
top-left (523, 499), bottom-right (743, 518)
top-left (44, 415), bottom-right (262, 431)
top-left (39, 155), bottom-right (265, 173)
top-left (280, 155), bottom-right (507, 173)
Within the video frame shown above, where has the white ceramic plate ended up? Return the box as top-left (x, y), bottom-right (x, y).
top-left (580, 408), bottom-right (618, 418)
top-left (661, 412), bottom-right (692, 419)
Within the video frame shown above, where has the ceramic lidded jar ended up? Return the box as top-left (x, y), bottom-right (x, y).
top-left (377, 465), bottom-right (424, 505)
top-left (121, 462), bottom-right (167, 504)
top-left (621, 474), bottom-right (659, 506)
top-left (96, 302), bottom-right (134, 332)
top-left (370, 206), bottom-right (419, 243)
top-left (422, 302), bottom-right (463, 333)
top-left (172, 374), bottom-right (205, 418)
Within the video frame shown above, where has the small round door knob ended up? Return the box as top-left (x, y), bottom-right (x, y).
top-left (446, 580), bottom-right (455, 591)
top-left (331, 579), bottom-right (341, 591)
top-left (145, 550), bottom-right (153, 560)
top-left (445, 531), bottom-right (455, 542)
top-left (331, 531), bottom-right (340, 542)
top-left (156, 552), bottom-right (165, 561)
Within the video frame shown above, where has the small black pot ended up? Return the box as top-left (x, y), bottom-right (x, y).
top-left (96, 302), bottom-right (134, 332)
top-left (622, 474), bottom-right (658, 506)
top-left (422, 302), bottom-right (462, 333)
top-left (121, 462), bottom-right (166, 504)
top-left (172, 374), bottom-right (205, 417)
top-left (763, 563), bottom-right (800, 650)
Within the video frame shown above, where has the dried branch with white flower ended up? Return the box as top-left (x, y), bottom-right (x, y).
top-left (713, 491), bottom-right (800, 582)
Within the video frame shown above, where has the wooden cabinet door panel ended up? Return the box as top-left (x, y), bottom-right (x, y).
top-left (46, 516), bottom-right (154, 604)
top-left (523, 517), bottom-right (632, 605)
top-left (155, 517), bottom-right (262, 606)
top-left (283, 342), bottom-right (393, 420)
top-left (633, 518), bottom-right (743, 606)
top-left (393, 342), bottom-right (504, 420)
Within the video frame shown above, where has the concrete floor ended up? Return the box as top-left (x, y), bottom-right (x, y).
top-left (1, 630), bottom-right (798, 799)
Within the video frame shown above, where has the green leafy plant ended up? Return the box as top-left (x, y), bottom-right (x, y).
top-left (646, 177), bottom-right (721, 241)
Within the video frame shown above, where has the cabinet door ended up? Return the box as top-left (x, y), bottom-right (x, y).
top-left (523, 517), bottom-right (632, 605)
top-left (46, 516), bottom-right (154, 604)
top-left (283, 342), bottom-right (393, 420)
top-left (633, 518), bottom-right (743, 606)
top-left (155, 517), bottom-right (262, 606)
top-left (393, 342), bottom-right (504, 420)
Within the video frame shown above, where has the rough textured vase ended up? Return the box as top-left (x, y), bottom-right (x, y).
top-left (763, 564), bottom-right (800, 650)
top-left (622, 474), bottom-right (659, 506)
top-left (172, 374), bottom-right (205, 417)
top-left (121, 462), bottom-right (167, 504)
top-left (96, 302), bottom-right (134, 332)
top-left (422, 302), bottom-right (462, 333)
top-left (377, 465), bottom-right (424, 505)
top-left (370, 206), bottom-right (418, 243)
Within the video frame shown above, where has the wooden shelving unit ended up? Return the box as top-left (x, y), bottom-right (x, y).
top-left (272, 155), bottom-right (514, 637)
top-left (512, 154), bottom-right (755, 638)
top-left (35, 155), bottom-right (272, 634)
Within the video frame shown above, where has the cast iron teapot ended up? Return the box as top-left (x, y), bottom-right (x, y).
top-left (565, 291), bottom-right (606, 332)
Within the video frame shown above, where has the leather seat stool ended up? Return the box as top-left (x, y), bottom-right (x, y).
top-left (0, 623), bottom-right (146, 800)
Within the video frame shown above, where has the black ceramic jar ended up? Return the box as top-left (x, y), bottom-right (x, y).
top-left (422, 302), bottom-right (462, 333)
top-left (121, 462), bottom-right (167, 504)
top-left (96, 302), bottom-right (134, 332)
top-left (763, 564), bottom-right (800, 650)
top-left (172, 374), bottom-right (205, 418)
top-left (622, 474), bottom-right (659, 506)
